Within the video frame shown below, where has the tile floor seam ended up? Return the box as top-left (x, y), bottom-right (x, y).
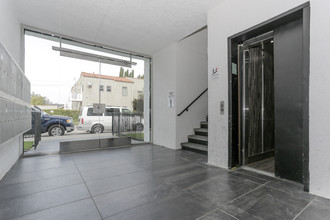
top-left (83, 170), bottom-right (152, 187)
top-left (164, 182), bottom-right (205, 202)
top-left (102, 192), bottom-right (186, 219)
top-left (184, 172), bottom-right (262, 191)
top-left (7, 163), bottom-right (77, 175)
top-left (195, 207), bottom-right (222, 220)
top-left (292, 197), bottom-right (315, 220)
top-left (184, 175), bottom-right (224, 191)
top-left (9, 198), bottom-right (94, 220)
top-left (0, 170), bottom-right (80, 189)
top-left (0, 182), bottom-right (85, 202)
top-left (92, 179), bottom-right (163, 200)
top-left (76, 161), bottom-right (134, 173)
top-left (11, 160), bottom-right (73, 169)
top-left (182, 174), bottom-right (228, 190)
top-left (220, 181), bottom-right (270, 208)
top-left (99, 185), bottom-right (186, 219)
top-left (218, 209), bottom-right (240, 220)
top-left (219, 206), bottom-right (263, 220)
top-left (72, 157), bottom-right (104, 220)
top-left (90, 178), bottom-right (156, 197)
top-left (73, 158), bottom-right (130, 168)
top-left (81, 168), bottom-right (146, 183)
top-left (145, 164), bottom-right (201, 177)
top-left (262, 184), bottom-right (315, 201)
top-left (231, 171), bottom-right (314, 201)
top-left (226, 172), bottom-right (268, 185)
top-left (229, 170), bottom-right (271, 182)
top-left (182, 188), bottom-right (207, 201)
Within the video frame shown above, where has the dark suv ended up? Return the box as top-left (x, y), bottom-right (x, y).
top-left (32, 107), bottom-right (74, 136)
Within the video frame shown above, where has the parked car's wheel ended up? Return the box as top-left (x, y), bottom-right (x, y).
top-left (133, 123), bottom-right (144, 131)
top-left (48, 125), bottom-right (65, 136)
top-left (91, 124), bottom-right (104, 133)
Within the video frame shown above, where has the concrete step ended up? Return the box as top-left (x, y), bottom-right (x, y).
top-left (194, 128), bottom-right (208, 136)
top-left (188, 135), bottom-right (208, 145)
top-left (200, 121), bottom-right (208, 129)
top-left (181, 142), bottom-right (207, 155)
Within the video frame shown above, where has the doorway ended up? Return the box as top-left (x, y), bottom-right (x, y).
top-left (239, 33), bottom-right (275, 173)
top-left (228, 3), bottom-right (310, 190)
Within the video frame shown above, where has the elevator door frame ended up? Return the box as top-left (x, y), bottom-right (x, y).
top-left (227, 3), bottom-right (310, 191)
top-left (239, 32), bottom-right (274, 166)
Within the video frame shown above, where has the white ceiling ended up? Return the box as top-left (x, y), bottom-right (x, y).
top-left (13, 0), bottom-right (224, 55)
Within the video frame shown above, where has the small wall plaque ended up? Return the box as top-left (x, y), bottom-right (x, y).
top-left (93, 103), bottom-right (105, 114)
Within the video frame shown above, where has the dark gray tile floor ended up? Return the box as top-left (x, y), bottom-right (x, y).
top-left (0, 144), bottom-right (329, 220)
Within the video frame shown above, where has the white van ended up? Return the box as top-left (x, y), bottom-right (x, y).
top-left (77, 106), bottom-right (144, 133)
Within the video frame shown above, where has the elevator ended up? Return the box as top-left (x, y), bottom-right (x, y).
top-left (239, 33), bottom-right (275, 171)
top-left (228, 3), bottom-right (310, 189)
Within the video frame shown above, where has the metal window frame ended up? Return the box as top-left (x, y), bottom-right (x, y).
top-left (21, 25), bottom-right (154, 144)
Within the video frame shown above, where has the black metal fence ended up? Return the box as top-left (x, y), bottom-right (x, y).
top-left (112, 113), bottom-right (144, 141)
top-left (24, 109), bottom-right (41, 149)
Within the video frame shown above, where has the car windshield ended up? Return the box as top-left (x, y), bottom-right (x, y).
top-left (41, 111), bottom-right (49, 117)
top-left (122, 109), bottom-right (132, 114)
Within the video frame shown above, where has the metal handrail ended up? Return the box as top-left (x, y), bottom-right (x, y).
top-left (177, 88), bottom-right (208, 116)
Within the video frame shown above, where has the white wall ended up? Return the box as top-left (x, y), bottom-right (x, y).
top-left (152, 30), bottom-right (208, 149)
top-left (0, 0), bottom-right (22, 66)
top-left (152, 44), bottom-right (177, 149)
top-left (0, 0), bottom-right (24, 180)
top-left (208, 0), bottom-right (330, 199)
top-left (0, 137), bottom-right (21, 179)
top-left (176, 30), bottom-right (208, 147)
top-left (308, 0), bottom-right (330, 199)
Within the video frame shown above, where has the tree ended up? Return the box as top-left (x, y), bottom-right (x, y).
top-left (137, 74), bottom-right (144, 79)
top-left (132, 95), bottom-right (144, 113)
top-left (31, 92), bottom-right (52, 105)
top-left (130, 70), bottom-right (134, 78)
top-left (124, 69), bottom-right (129, 77)
top-left (119, 67), bottom-right (124, 77)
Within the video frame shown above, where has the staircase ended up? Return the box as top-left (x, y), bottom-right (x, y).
top-left (181, 116), bottom-right (208, 155)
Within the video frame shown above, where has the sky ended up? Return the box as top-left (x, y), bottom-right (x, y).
top-left (25, 34), bottom-right (145, 104)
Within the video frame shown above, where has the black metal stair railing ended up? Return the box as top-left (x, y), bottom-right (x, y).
top-left (177, 88), bottom-right (208, 116)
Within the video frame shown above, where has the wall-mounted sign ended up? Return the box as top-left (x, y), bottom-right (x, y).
top-left (93, 103), bottom-right (105, 114)
top-left (211, 66), bottom-right (220, 79)
top-left (168, 91), bottom-right (175, 108)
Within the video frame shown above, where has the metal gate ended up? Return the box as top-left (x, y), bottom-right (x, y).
top-left (24, 108), bottom-right (41, 150)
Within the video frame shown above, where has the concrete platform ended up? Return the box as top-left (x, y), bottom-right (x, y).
top-left (59, 137), bottom-right (131, 153)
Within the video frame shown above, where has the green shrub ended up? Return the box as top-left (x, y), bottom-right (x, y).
top-left (44, 109), bottom-right (80, 125)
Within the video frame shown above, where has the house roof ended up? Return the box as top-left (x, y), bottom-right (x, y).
top-left (81, 72), bottom-right (134, 83)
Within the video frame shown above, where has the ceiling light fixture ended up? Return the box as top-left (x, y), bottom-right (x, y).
top-left (52, 46), bottom-right (137, 68)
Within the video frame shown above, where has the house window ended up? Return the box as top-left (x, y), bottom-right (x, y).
top-left (99, 85), bottom-right (104, 91)
top-left (122, 86), bottom-right (128, 96)
top-left (107, 85), bottom-right (112, 92)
